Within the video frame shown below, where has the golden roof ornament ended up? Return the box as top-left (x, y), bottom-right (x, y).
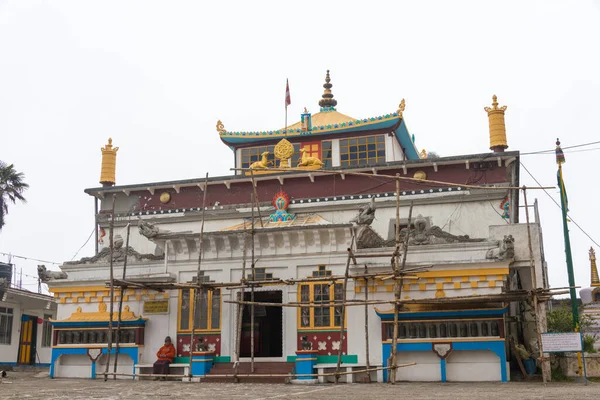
top-left (419, 149), bottom-right (427, 159)
top-left (318, 70), bottom-right (338, 109)
top-left (100, 138), bottom-right (119, 187)
top-left (590, 247), bottom-right (599, 287)
top-left (397, 99), bottom-right (406, 118)
top-left (484, 95), bottom-right (508, 153)
top-left (216, 120), bottom-right (226, 134)
top-left (274, 138), bottom-right (294, 168)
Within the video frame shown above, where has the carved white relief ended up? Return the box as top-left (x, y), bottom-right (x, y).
top-left (318, 341), bottom-right (327, 351)
top-left (331, 341), bottom-right (340, 351)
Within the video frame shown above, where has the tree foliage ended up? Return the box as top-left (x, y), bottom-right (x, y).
top-left (0, 161), bottom-right (29, 231)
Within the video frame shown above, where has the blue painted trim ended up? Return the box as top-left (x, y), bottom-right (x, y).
top-left (219, 118), bottom-right (401, 145)
top-left (440, 358), bottom-right (447, 383)
top-left (381, 339), bottom-right (507, 383)
top-left (51, 319), bottom-right (146, 328)
top-left (394, 120), bottom-right (420, 160)
top-left (376, 306), bottom-right (509, 320)
top-left (50, 346), bottom-right (139, 379)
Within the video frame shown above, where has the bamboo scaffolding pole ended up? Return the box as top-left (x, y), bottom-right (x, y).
top-left (522, 187), bottom-right (550, 383)
top-left (233, 226), bottom-right (248, 381)
top-left (113, 221), bottom-right (131, 380)
top-left (250, 193), bottom-right (256, 373)
top-left (335, 247), bottom-right (354, 383)
top-left (103, 194), bottom-right (117, 382)
top-left (250, 169), bottom-right (264, 228)
top-left (230, 166), bottom-right (554, 191)
top-left (188, 173), bottom-right (209, 377)
top-left (102, 363), bottom-right (415, 380)
top-left (363, 263), bottom-right (371, 382)
top-left (109, 268), bottom-right (430, 291)
top-left (389, 175), bottom-right (401, 383)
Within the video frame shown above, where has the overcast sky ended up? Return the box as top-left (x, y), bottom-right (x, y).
top-left (1, 1), bottom-right (599, 296)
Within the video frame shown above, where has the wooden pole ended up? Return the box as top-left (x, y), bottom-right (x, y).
top-left (335, 247), bottom-right (354, 383)
top-left (230, 167), bottom-right (554, 191)
top-left (522, 187), bottom-right (550, 383)
top-left (113, 221), bottom-right (131, 379)
top-left (250, 193), bottom-right (256, 373)
top-left (103, 194), bottom-right (117, 381)
top-left (250, 169), bottom-right (264, 228)
top-left (188, 173), bottom-right (209, 377)
top-left (389, 175), bottom-right (401, 383)
top-left (234, 227), bottom-right (248, 382)
top-left (364, 264), bottom-right (371, 382)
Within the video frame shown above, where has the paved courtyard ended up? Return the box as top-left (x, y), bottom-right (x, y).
top-left (0, 370), bottom-right (597, 399)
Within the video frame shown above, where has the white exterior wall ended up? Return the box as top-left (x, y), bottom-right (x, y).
top-left (0, 291), bottom-right (56, 365)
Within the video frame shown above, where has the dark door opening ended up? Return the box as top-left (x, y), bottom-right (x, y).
top-left (241, 290), bottom-right (282, 357)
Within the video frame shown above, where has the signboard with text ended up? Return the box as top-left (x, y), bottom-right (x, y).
top-left (143, 300), bottom-right (169, 314)
top-left (541, 332), bottom-right (582, 353)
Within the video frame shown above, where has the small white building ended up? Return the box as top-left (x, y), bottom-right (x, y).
top-left (0, 286), bottom-right (57, 367)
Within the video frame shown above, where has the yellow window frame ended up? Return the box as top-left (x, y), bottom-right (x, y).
top-left (297, 281), bottom-right (346, 330)
top-left (177, 288), bottom-right (221, 333)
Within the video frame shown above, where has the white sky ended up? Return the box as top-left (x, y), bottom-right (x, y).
top-left (1, 1), bottom-right (599, 296)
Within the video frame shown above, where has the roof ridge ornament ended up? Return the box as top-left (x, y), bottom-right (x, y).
top-left (216, 120), bottom-right (225, 134)
top-left (318, 70), bottom-right (337, 109)
top-left (397, 99), bottom-right (406, 118)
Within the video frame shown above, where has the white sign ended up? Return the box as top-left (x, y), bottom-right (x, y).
top-left (541, 332), bottom-right (582, 353)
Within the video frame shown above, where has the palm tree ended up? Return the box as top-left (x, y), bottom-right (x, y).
top-left (0, 161), bottom-right (29, 231)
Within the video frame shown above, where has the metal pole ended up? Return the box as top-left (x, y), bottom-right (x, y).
top-left (250, 193), bottom-right (255, 373)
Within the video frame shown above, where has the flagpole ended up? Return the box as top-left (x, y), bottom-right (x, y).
top-left (556, 139), bottom-right (579, 326)
top-left (556, 138), bottom-right (583, 375)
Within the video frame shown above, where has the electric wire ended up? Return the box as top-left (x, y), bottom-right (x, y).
top-left (520, 140), bottom-right (600, 155)
top-left (520, 162), bottom-right (600, 248)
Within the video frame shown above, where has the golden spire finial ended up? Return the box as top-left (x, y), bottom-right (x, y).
top-left (100, 138), bottom-right (119, 187)
top-left (590, 247), bottom-right (599, 287)
top-left (318, 70), bottom-right (337, 109)
top-left (397, 99), bottom-right (406, 118)
top-left (484, 94), bottom-right (508, 153)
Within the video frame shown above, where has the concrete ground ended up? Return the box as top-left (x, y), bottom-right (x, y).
top-left (0, 370), bottom-right (597, 399)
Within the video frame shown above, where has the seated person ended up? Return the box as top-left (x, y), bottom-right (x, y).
top-left (153, 336), bottom-right (176, 380)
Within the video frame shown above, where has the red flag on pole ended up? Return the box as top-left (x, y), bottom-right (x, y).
top-left (285, 79), bottom-right (291, 107)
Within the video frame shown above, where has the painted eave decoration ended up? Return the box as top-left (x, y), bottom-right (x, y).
top-left (50, 302), bottom-right (147, 327)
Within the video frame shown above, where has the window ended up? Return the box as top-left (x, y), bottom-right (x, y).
top-left (248, 268), bottom-right (274, 281)
top-left (339, 135), bottom-right (386, 167)
top-left (241, 144), bottom-right (302, 169)
top-left (321, 141), bottom-right (332, 168)
top-left (0, 307), bottom-right (13, 345)
top-left (178, 288), bottom-right (221, 332)
top-left (298, 266), bottom-right (344, 329)
top-left (41, 314), bottom-right (52, 347)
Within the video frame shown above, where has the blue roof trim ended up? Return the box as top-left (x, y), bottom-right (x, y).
top-left (376, 306), bottom-right (509, 321)
top-left (220, 118), bottom-right (401, 145)
top-left (394, 119), bottom-right (420, 160)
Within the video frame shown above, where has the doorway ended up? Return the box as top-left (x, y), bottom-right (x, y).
top-left (240, 290), bottom-right (283, 358)
top-left (17, 315), bottom-right (37, 365)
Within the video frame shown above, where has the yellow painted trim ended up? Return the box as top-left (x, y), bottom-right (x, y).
top-left (386, 285), bottom-right (393, 292)
top-left (50, 286), bottom-right (108, 294)
top-left (297, 280), bottom-right (345, 330)
top-left (461, 277), bottom-right (469, 283)
top-left (123, 295), bottom-right (129, 301)
top-left (163, 293), bottom-right (169, 299)
top-left (427, 278), bottom-right (435, 284)
top-left (415, 268), bottom-right (509, 279)
top-left (436, 283), bottom-right (443, 290)
top-left (470, 281), bottom-right (479, 288)
top-left (444, 277), bottom-right (452, 283)
top-left (403, 284), bottom-right (410, 291)
top-left (419, 284), bottom-right (426, 291)
top-left (177, 288), bottom-right (222, 333)
top-left (479, 276), bottom-right (488, 282)
top-left (59, 298), bottom-right (66, 304)
top-left (488, 281), bottom-right (497, 288)
top-left (454, 282), bottom-right (461, 289)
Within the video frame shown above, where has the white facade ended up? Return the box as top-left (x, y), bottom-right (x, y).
top-left (0, 288), bottom-right (56, 366)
